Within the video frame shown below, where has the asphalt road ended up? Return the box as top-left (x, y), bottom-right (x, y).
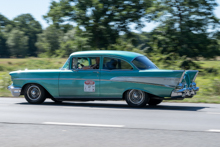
top-left (0, 98), bottom-right (220, 147)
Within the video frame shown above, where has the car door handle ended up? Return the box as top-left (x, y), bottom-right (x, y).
top-left (93, 71), bottom-right (99, 73)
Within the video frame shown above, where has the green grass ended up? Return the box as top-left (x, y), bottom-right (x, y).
top-left (0, 58), bottom-right (66, 71)
top-left (1, 58), bottom-right (220, 103)
top-left (0, 58), bottom-right (66, 97)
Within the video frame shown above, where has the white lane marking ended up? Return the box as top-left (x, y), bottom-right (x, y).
top-left (63, 107), bottom-right (129, 111)
top-left (43, 122), bottom-right (124, 128)
top-left (207, 129), bottom-right (220, 132)
top-left (207, 112), bottom-right (220, 115)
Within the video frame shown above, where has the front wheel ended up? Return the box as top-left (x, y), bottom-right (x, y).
top-left (125, 90), bottom-right (149, 107)
top-left (24, 84), bottom-right (46, 104)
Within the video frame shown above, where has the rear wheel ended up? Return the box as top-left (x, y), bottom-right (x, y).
top-left (148, 99), bottom-right (163, 106)
top-left (125, 89), bottom-right (149, 107)
top-left (24, 84), bottom-right (46, 104)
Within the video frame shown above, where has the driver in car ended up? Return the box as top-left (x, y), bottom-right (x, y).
top-left (81, 57), bottom-right (100, 70)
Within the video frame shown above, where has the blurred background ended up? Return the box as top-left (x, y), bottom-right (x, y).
top-left (0, 0), bottom-right (220, 103)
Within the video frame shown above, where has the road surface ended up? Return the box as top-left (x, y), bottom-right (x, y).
top-left (0, 98), bottom-right (220, 147)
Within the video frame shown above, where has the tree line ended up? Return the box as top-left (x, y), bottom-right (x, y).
top-left (1, 0), bottom-right (220, 66)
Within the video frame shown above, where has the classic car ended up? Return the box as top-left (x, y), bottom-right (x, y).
top-left (8, 50), bottom-right (199, 107)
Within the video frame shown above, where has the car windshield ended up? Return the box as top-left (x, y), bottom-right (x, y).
top-left (62, 58), bottom-right (70, 69)
top-left (132, 56), bottom-right (158, 70)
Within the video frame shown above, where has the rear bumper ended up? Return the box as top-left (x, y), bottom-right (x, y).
top-left (7, 85), bottom-right (21, 97)
top-left (171, 85), bottom-right (199, 99)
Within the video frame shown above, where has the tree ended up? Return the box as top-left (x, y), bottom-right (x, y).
top-left (0, 32), bottom-right (9, 57)
top-left (36, 25), bottom-right (63, 57)
top-left (149, 0), bottom-right (220, 60)
top-left (0, 14), bottom-right (12, 57)
top-left (57, 27), bottom-right (91, 57)
top-left (6, 29), bottom-right (28, 57)
top-left (0, 14), bottom-right (12, 31)
top-left (13, 14), bottom-right (42, 56)
top-left (44, 0), bottom-right (153, 49)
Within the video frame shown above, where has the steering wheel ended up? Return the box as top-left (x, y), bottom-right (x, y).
top-left (77, 62), bottom-right (84, 68)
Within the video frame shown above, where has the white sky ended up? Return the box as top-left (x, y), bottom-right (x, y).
top-left (1, 0), bottom-right (220, 32)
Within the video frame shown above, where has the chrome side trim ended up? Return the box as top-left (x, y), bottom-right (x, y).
top-left (111, 76), bottom-right (179, 79)
top-left (14, 78), bottom-right (100, 81)
top-left (61, 78), bottom-right (175, 87)
top-left (7, 85), bottom-right (21, 97)
top-left (14, 78), bottom-right (59, 80)
top-left (54, 97), bottom-right (122, 99)
top-left (13, 77), bottom-right (183, 88)
top-left (110, 76), bottom-right (179, 87)
top-left (60, 78), bottom-right (100, 81)
top-left (110, 80), bottom-right (175, 88)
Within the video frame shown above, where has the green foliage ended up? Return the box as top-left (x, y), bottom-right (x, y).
top-left (0, 72), bottom-right (11, 89)
top-left (128, 32), bottom-right (152, 51)
top-left (0, 14), bottom-right (12, 57)
top-left (0, 14), bottom-right (42, 57)
top-left (36, 25), bottom-right (63, 57)
top-left (0, 32), bottom-right (9, 57)
top-left (6, 29), bottom-right (28, 57)
top-left (36, 26), bottom-right (91, 57)
top-left (0, 1), bottom-right (220, 71)
top-left (13, 14), bottom-right (42, 56)
top-left (0, 58), bottom-right (66, 72)
top-left (210, 79), bottom-right (220, 95)
top-left (148, 0), bottom-right (220, 65)
top-left (44, 0), bottom-right (153, 49)
top-left (0, 14), bottom-right (12, 31)
top-left (107, 38), bottom-right (136, 51)
top-left (180, 59), bottom-right (201, 70)
top-left (57, 27), bottom-right (91, 57)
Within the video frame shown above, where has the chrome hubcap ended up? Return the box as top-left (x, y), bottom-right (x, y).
top-left (27, 85), bottom-right (41, 100)
top-left (31, 90), bottom-right (36, 95)
top-left (128, 90), bottom-right (145, 105)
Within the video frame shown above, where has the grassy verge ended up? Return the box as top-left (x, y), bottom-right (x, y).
top-left (0, 58), bottom-right (66, 97)
top-left (0, 58), bottom-right (220, 103)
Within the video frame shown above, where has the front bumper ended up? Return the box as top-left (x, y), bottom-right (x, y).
top-left (7, 85), bottom-right (21, 97)
top-left (171, 84), bottom-right (199, 99)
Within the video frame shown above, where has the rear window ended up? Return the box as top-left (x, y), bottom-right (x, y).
top-left (103, 57), bottom-right (133, 70)
top-left (132, 56), bottom-right (158, 70)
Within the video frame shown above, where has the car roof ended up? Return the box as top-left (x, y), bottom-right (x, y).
top-left (70, 50), bottom-right (143, 61)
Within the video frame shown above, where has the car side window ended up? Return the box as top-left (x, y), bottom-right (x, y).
top-left (71, 57), bottom-right (100, 70)
top-left (103, 57), bottom-right (133, 70)
top-left (72, 57), bottom-right (78, 69)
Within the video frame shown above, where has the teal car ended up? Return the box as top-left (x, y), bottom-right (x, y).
top-left (8, 51), bottom-right (199, 107)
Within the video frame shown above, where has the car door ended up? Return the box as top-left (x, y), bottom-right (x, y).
top-left (100, 56), bottom-right (136, 98)
top-left (59, 56), bottom-right (100, 98)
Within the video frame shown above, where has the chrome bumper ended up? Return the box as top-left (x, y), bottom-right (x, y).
top-left (7, 85), bottom-right (21, 97)
top-left (171, 84), bottom-right (199, 98)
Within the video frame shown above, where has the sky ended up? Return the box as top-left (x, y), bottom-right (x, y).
top-left (1, 0), bottom-right (220, 32)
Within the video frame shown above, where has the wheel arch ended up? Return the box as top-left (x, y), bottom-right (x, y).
top-left (21, 83), bottom-right (53, 98)
top-left (122, 88), bottom-right (162, 100)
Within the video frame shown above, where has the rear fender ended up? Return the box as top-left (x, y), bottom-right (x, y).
top-left (172, 70), bottom-right (199, 98)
